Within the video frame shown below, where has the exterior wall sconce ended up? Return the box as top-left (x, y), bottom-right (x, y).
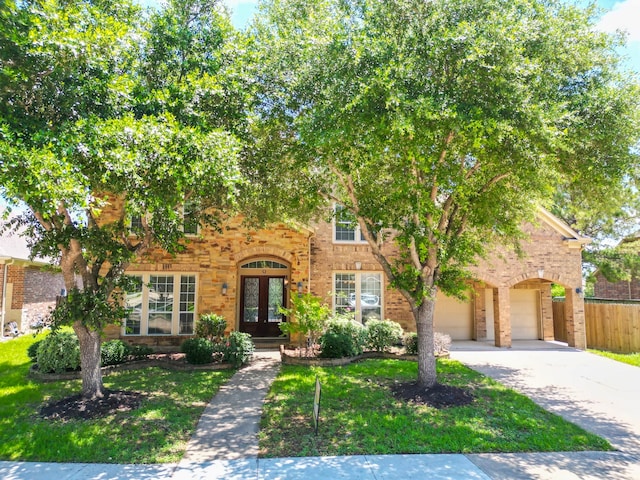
top-left (297, 281), bottom-right (303, 293)
top-left (575, 287), bottom-right (584, 298)
top-left (355, 261), bottom-right (362, 270)
top-left (222, 283), bottom-right (228, 295)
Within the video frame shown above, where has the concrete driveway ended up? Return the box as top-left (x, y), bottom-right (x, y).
top-left (450, 340), bottom-right (640, 479)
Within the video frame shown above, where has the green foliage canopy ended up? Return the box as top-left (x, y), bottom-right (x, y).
top-left (252, 0), bottom-right (640, 386)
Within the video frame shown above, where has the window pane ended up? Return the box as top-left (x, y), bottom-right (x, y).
top-left (148, 275), bottom-right (174, 335)
top-left (335, 205), bottom-right (356, 241)
top-left (179, 275), bottom-right (196, 334)
top-left (243, 278), bottom-right (259, 322)
top-left (241, 260), bottom-right (287, 269)
top-left (124, 275), bottom-right (142, 335)
top-left (361, 274), bottom-right (382, 322)
top-left (268, 278), bottom-right (284, 323)
top-left (335, 273), bottom-right (356, 316)
top-left (183, 201), bottom-right (199, 235)
top-left (130, 214), bottom-right (143, 232)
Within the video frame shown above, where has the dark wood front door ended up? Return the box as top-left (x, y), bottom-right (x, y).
top-left (239, 276), bottom-right (286, 337)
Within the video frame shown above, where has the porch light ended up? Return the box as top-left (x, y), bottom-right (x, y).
top-left (575, 287), bottom-right (584, 298)
top-left (297, 281), bottom-right (303, 293)
top-left (222, 283), bottom-right (228, 295)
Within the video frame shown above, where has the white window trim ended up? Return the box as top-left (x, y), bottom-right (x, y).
top-left (332, 271), bottom-right (383, 323)
top-left (123, 273), bottom-right (198, 336)
top-left (128, 205), bottom-right (200, 236)
top-left (128, 212), bottom-right (150, 235)
top-left (332, 205), bottom-right (367, 244)
top-left (181, 204), bottom-right (200, 236)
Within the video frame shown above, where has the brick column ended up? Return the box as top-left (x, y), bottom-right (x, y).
top-left (564, 288), bottom-right (587, 349)
top-left (540, 283), bottom-right (554, 341)
top-left (493, 287), bottom-right (511, 348)
top-left (473, 284), bottom-right (487, 340)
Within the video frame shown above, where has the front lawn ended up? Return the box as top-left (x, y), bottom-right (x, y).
top-left (0, 334), bottom-right (234, 463)
top-left (589, 349), bottom-right (640, 367)
top-left (259, 359), bottom-right (611, 457)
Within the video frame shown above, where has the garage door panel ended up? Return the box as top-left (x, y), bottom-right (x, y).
top-left (434, 292), bottom-right (473, 340)
top-left (510, 289), bottom-right (540, 340)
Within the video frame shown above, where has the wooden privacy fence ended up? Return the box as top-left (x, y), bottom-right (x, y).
top-left (553, 300), bottom-right (640, 353)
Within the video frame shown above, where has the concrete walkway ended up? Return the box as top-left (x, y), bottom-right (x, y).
top-left (2, 343), bottom-right (640, 479)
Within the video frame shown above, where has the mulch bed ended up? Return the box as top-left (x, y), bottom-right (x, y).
top-left (40, 389), bottom-right (146, 421)
top-left (391, 381), bottom-right (474, 408)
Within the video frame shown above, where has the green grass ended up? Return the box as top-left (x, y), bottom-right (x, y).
top-left (589, 349), bottom-right (640, 367)
top-left (259, 359), bottom-right (612, 457)
top-left (0, 334), bottom-right (234, 463)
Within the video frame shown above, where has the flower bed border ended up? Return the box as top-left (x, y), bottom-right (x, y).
top-left (279, 345), bottom-right (449, 366)
top-left (28, 355), bottom-right (233, 382)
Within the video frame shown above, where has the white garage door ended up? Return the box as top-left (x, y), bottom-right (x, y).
top-left (510, 289), bottom-right (540, 340)
top-left (434, 291), bottom-right (473, 340)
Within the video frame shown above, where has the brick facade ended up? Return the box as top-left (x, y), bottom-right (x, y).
top-left (594, 272), bottom-right (640, 300)
top-left (98, 197), bottom-right (587, 350)
top-left (103, 211), bottom-right (312, 348)
top-left (1, 263), bottom-right (64, 334)
top-left (309, 210), bottom-right (587, 348)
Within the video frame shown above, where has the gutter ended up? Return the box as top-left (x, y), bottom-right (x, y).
top-left (1, 258), bottom-right (14, 338)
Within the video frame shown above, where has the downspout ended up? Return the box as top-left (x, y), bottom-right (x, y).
top-left (1, 258), bottom-right (14, 338)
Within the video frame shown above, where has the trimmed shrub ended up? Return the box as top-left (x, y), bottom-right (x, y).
top-left (181, 338), bottom-right (215, 365)
top-left (319, 316), bottom-right (367, 358)
top-left (195, 313), bottom-right (227, 342)
top-left (319, 332), bottom-right (356, 358)
top-left (36, 331), bottom-right (80, 373)
top-left (404, 332), bottom-right (418, 355)
top-left (223, 331), bottom-right (254, 368)
top-left (129, 344), bottom-right (154, 359)
top-left (27, 339), bottom-right (43, 363)
top-left (366, 319), bottom-right (404, 352)
top-left (101, 339), bottom-right (130, 366)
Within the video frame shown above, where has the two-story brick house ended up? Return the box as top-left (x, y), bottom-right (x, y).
top-left (104, 204), bottom-right (590, 350)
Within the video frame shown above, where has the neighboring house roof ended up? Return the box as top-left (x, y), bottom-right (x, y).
top-left (0, 209), bottom-right (55, 266)
top-left (536, 208), bottom-right (591, 248)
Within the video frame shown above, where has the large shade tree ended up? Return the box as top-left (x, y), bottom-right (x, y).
top-left (252, 0), bottom-right (640, 387)
top-left (0, 0), bottom-right (247, 398)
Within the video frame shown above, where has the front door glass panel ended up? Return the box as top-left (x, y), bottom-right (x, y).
top-left (243, 277), bottom-right (260, 323)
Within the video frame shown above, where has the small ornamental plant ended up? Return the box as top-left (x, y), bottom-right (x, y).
top-left (279, 293), bottom-right (330, 356)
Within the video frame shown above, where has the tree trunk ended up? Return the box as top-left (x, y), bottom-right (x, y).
top-left (414, 297), bottom-right (437, 389)
top-left (73, 321), bottom-right (104, 399)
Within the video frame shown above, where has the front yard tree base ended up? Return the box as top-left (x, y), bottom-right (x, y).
top-left (391, 382), bottom-right (474, 409)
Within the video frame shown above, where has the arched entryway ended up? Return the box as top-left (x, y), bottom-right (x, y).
top-left (238, 258), bottom-right (290, 338)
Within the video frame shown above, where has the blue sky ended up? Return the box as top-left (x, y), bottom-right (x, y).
top-left (138, 0), bottom-right (640, 72)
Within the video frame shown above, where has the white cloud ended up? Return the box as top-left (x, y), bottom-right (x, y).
top-left (597, 0), bottom-right (640, 42)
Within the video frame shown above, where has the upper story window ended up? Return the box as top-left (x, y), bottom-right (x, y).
top-left (128, 202), bottom-right (199, 236)
top-left (334, 205), bottom-right (366, 243)
top-left (182, 200), bottom-right (199, 236)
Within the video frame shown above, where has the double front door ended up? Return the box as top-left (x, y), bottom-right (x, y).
top-left (239, 275), bottom-right (286, 337)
